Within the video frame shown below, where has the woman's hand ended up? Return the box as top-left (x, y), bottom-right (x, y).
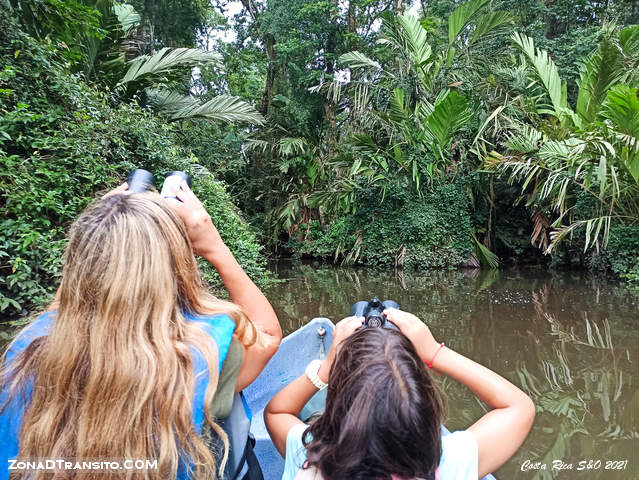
top-left (169, 181), bottom-right (225, 257)
top-left (383, 308), bottom-right (440, 365)
top-left (318, 316), bottom-right (363, 382)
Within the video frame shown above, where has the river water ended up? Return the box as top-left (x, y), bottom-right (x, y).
top-left (264, 261), bottom-right (639, 480)
top-left (2, 262), bottom-right (637, 478)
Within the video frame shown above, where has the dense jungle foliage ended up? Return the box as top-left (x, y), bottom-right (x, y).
top-left (1, 0), bottom-right (638, 318)
top-left (0, 5), bottom-right (269, 318)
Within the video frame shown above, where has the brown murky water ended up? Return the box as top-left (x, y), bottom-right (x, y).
top-left (264, 261), bottom-right (639, 480)
top-left (2, 262), bottom-right (637, 478)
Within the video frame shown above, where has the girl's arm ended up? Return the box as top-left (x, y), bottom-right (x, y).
top-left (263, 372), bottom-right (318, 457)
top-left (172, 182), bottom-right (282, 391)
top-left (385, 309), bottom-right (535, 479)
top-left (264, 316), bottom-right (363, 456)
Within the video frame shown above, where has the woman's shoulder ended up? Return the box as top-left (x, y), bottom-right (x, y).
top-left (439, 430), bottom-right (478, 480)
top-left (5, 311), bottom-right (55, 364)
top-left (184, 311), bottom-right (236, 366)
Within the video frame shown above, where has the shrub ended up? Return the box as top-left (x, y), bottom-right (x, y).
top-left (605, 225), bottom-right (639, 285)
top-left (288, 182), bottom-right (473, 269)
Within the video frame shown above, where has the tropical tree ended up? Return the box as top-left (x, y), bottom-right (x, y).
top-left (304, 1), bottom-right (512, 198)
top-left (268, 1), bottom-right (512, 266)
top-left (482, 25), bottom-right (639, 254)
top-left (6, 0), bottom-right (263, 125)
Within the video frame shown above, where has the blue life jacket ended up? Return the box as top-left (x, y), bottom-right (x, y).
top-left (0, 310), bottom-right (235, 480)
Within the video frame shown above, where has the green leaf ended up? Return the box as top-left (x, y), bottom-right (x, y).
top-left (426, 90), bottom-right (472, 148)
top-left (472, 234), bottom-right (500, 268)
top-left (469, 11), bottom-right (514, 45)
top-left (120, 48), bottom-right (222, 86)
top-left (339, 51), bottom-right (380, 70)
top-left (378, 14), bottom-right (435, 88)
top-left (512, 33), bottom-right (571, 122)
top-left (113, 3), bottom-right (141, 35)
top-left (619, 25), bottom-right (639, 58)
top-left (448, 0), bottom-right (489, 46)
top-left (279, 137), bottom-right (307, 156)
top-left (389, 88), bottom-right (409, 123)
top-left (601, 85), bottom-right (639, 181)
top-left (147, 89), bottom-right (263, 124)
top-left (576, 37), bottom-right (625, 123)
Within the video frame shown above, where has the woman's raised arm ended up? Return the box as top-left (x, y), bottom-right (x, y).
top-left (172, 181), bottom-right (282, 391)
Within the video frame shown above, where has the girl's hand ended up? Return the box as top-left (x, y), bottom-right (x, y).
top-left (169, 181), bottom-right (225, 257)
top-left (383, 308), bottom-right (440, 365)
top-left (318, 316), bottom-right (364, 382)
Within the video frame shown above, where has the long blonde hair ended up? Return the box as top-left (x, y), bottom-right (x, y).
top-left (1, 193), bottom-right (257, 479)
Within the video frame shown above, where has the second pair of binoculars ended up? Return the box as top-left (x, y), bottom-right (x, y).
top-left (127, 169), bottom-right (192, 201)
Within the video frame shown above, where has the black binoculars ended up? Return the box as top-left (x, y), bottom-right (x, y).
top-left (126, 169), bottom-right (192, 200)
top-left (350, 298), bottom-right (400, 330)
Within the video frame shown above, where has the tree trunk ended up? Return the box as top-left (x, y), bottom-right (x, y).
top-left (261, 35), bottom-right (277, 115)
top-left (396, 0), bottom-right (403, 14)
top-left (348, 0), bottom-right (356, 34)
top-left (322, 0), bottom-right (339, 157)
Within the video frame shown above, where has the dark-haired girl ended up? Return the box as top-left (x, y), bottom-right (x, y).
top-left (264, 310), bottom-right (535, 480)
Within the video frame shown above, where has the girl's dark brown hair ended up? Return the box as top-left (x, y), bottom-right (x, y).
top-left (303, 327), bottom-right (443, 480)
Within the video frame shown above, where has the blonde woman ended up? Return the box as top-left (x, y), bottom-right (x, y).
top-left (0, 181), bottom-right (282, 480)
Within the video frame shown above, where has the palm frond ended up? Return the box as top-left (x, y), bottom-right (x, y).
top-left (279, 137), bottom-right (308, 156)
top-left (147, 89), bottom-right (263, 124)
top-left (470, 11), bottom-right (514, 45)
top-left (120, 47), bottom-right (222, 86)
top-left (448, 0), bottom-right (489, 46)
top-left (426, 90), bottom-right (472, 148)
top-left (601, 85), bottom-right (639, 181)
top-left (243, 138), bottom-right (271, 154)
top-left (378, 14), bottom-right (434, 88)
top-left (389, 88), bottom-right (410, 123)
top-left (395, 13), bottom-right (432, 67)
top-left (504, 124), bottom-right (544, 153)
top-left (619, 25), bottom-right (639, 59)
top-left (512, 33), bottom-right (571, 122)
top-left (113, 3), bottom-right (141, 35)
top-left (472, 234), bottom-right (500, 268)
top-left (146, 88), bottom-right (199, 111)
top-left (547, 216), bottom-right (612, 254)
top-left (576, 37), bottom-right (625, 123)
top-left (339, 51), bottom-right (381, 71)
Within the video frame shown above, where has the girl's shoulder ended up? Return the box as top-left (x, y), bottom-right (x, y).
top-left (282, 423), bottom-right (310, 480)
top-left (439, 430), bottom-right (478, 480)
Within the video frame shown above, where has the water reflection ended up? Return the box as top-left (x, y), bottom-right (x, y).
top-left (265, 261), bottom-right (639, 479)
